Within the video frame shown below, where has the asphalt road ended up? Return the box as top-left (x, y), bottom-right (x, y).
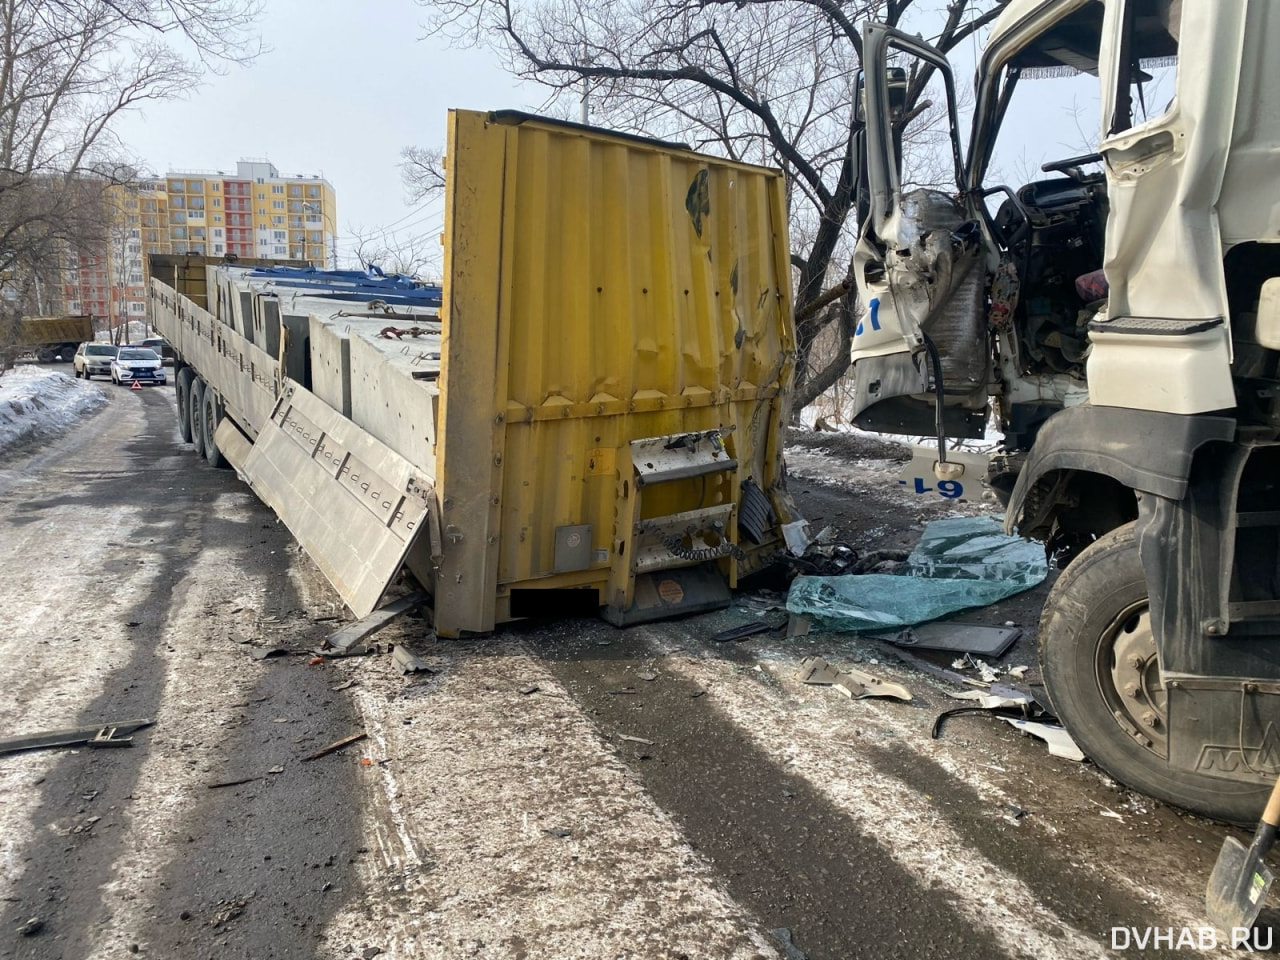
top-left (0, 379), bottom-right (1271, 960)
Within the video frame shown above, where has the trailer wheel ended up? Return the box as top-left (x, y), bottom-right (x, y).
top-left (1039, 522), bottom-right (1271, 824)
top-left (201, 386), bottom-right (227, 469)
top-left (175, 368), bottom-right (194, 444)
top-left (189, 378), bottom-right (207, 459)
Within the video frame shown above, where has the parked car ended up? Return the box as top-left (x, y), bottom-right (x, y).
top-left (110, 347), bottom-right (167, 386)
top-left (139, 337), bottom-right (175, 366)
top-left (73, 342), bottom-right (118, 380)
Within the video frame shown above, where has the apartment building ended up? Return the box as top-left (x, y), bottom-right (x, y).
top-left (59, 160), bottom-right (336, 331)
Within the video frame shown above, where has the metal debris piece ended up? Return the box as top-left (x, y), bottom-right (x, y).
top-left (618, 734), bottom-right (653, 745)
top-left (883, 621), bottom-right (1021, 658)
top-left (0, 719), bottom-right (153, 756)
top-left (637, 670), bottom-right (658, 682)
top-left (786, 614), bottom-right (811, 638)
top-left (781, 519), bottom-right (811, 557)
top-left (797, 657), bottom-right (911, 700)
top-left (833, 667), bottom-right (913, 702)
top-left (1001, 718), bottom-right (1086, 761)
top-left (319, 591), bottom-right (431, 657)
top-left (712, 621), bottom-right (778, 643)
top-left (768, 927), bottom-right (809, 960)
top-left (946, 687), bottom-right (1033, 710)
top-left (545, 826), bottom-right (572, 839)
top-left (330, 679), bottom-right (358, 691)
top-left (518, 684), bottom-right (540, 695)
top-left (392, 645), bottom-right (434, 675)
top-left (797, 657), bottom-right (840, 685)
top-left (206, 777), bottom-right (262, 789)
top-left (249, 646), bottom-right (290, 660)
top-left (17, 917), bottom-right (44, 937)
top-left (303, 732), bottom-right (368, 762)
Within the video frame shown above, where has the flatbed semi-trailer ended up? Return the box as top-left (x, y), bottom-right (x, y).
top-left (149, 109), bottom-right (801, 636)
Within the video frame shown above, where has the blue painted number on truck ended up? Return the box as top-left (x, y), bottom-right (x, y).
top-left (898, 477), bottom-right (964, 499)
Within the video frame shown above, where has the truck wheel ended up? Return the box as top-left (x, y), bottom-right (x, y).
top-left (1039, 522), bottom-right (1271, 824)
top-left (201, 387), bottom-right (227, 469)
top-left (175, 368), bottom-right (194, 444)
top-left (189, 378), bottom-right (207, 459)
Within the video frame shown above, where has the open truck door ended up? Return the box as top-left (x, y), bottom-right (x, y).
top-left (850, 23), bottom-right (991, 444)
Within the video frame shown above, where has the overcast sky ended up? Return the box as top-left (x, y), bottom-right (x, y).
top-left (112, 1), bottom-right (1108, 275)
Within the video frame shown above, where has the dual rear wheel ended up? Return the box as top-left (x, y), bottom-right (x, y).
top-left (175, 367), bottom-right (227, 468)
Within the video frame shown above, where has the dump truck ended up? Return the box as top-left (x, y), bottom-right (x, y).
top-left (11, 315), bottom-right (93, 363)
top-left (149, 110), bottom-right (799, 640)
top-left (850, 0), bottom-right (1280, 822)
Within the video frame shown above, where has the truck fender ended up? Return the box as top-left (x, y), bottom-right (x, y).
top-left (1003, 405), bottom-right (1235, 536)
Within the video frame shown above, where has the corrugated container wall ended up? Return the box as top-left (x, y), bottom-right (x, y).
top-left (434, 111), bottom-right (796, 634)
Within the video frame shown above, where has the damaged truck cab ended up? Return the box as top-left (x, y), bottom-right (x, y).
top-left (852, 0), bottom-right (1280, 821)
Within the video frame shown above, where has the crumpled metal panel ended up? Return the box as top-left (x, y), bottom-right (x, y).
top-left (240, 379), bottom-right (435, 618)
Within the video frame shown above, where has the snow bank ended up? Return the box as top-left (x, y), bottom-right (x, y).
top-left (0, 366), bottom-right (106, 457)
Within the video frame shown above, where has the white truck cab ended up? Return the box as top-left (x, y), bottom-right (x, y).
top-left (851, 0), bottom-right (1280, 822)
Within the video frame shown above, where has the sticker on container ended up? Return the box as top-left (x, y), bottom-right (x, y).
top-left (657, 579), bottom-right (685, 604)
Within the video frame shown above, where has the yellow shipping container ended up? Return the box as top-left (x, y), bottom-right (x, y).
top-left (150, 110), bottom-right (799, 637)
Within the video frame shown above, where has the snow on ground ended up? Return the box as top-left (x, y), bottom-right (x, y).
top-left (0, 366), bottom-right (106, 457)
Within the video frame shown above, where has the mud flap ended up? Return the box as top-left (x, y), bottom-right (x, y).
top-left (239, 379), bottom-right (435, 617)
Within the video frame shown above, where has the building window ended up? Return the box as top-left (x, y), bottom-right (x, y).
top-left (213, 228), bottom-right (223, 238)
top-left (308, 186), bottom-right (319, 198)
top-left (274, 245), bottom-right (286, 254)
top-left (212, 198), bottom-right (220, 207)
top-left (257, 191), bottom-right (265, 199)
top-left (272, 200), bottom-right (283, 209)
top-left (187, 180), bottom-right (204, 192)
top-left (272, 184), bottom-right (283, 194)
top-left (214, 243), bottom-right (223, 253)
top-left (258, 208), bottom-right (266, 216)
top-left (213, 215), bottom-right (222, 224)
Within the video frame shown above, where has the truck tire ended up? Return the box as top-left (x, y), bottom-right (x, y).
top-left (1039, 522), bottom-right (1272, 824)
top-left (201, 386), bottom-right (227, 469)
top-left (175, 369), bottom-right (194, 444)
top-left (189, 378), bottom-right (207, 460)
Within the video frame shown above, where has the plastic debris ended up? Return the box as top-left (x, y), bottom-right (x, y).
top-left (883, 621), bottom-right (1021, 658)
top-left (796, 656), bottom-right (912, 701)
top-left (785, 516), bottom-right (1047, 633)
top-left (1002, 718), bottom-right (1086, 761)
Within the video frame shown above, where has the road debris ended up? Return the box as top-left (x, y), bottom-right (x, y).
top-left (316, 591), bottom-right (431, 657)
top-left (786, 516), bottom-right (1047, 632)
top-left (209, 895), bottom-right (250, 927)
top-left (303, 732), bottom-right (368, 762)
top-left (249, 646), bottom-right (290, 660)
top-left (882, 621), bottom-right (1021, 658)
top-left (392, 645), bottom-right (434, 675)
top-left (330, 678), bottom-right (358, 691)
top-left (712, 621), bottom-right (776, 643)
top-left (618, 734), bottom-right (654, 745)
top-left (1001, 718), bottom-right (1086, 761)
top-left (545, 826), bottom-right (572, 838)
top-left (637, 670), bottom-right (659, 682)
top-left (0, 718), bottom-right (153, 755)
top-left (950, 654), bottom-right (1002, 684)
top-left (206, 776), bottom-right (262, 789)
top-left (797, 657), bottom-right (912, 701)
top-left (17, 917), bottom-right (44, 936)
top-left (769, 926), bottom-right (810, 960)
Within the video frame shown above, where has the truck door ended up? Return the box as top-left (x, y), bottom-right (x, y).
top-left (850, 23), bottom-right (991, 440)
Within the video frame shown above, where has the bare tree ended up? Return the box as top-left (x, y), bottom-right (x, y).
top-left (0, 0), bottom-right (262, 367)
top-left (348, 222), bottom-right (442, 281)
top-left (415, 0), bottom-right (1005, 410)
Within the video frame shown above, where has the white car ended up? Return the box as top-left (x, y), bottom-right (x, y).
top-left (73, 342), bottom-right (118, 380)
top-left (110, 347), bottom-right (167, 386)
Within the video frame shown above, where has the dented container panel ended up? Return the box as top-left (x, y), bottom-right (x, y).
top-left (435, 110), bottom-right (795, 634)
